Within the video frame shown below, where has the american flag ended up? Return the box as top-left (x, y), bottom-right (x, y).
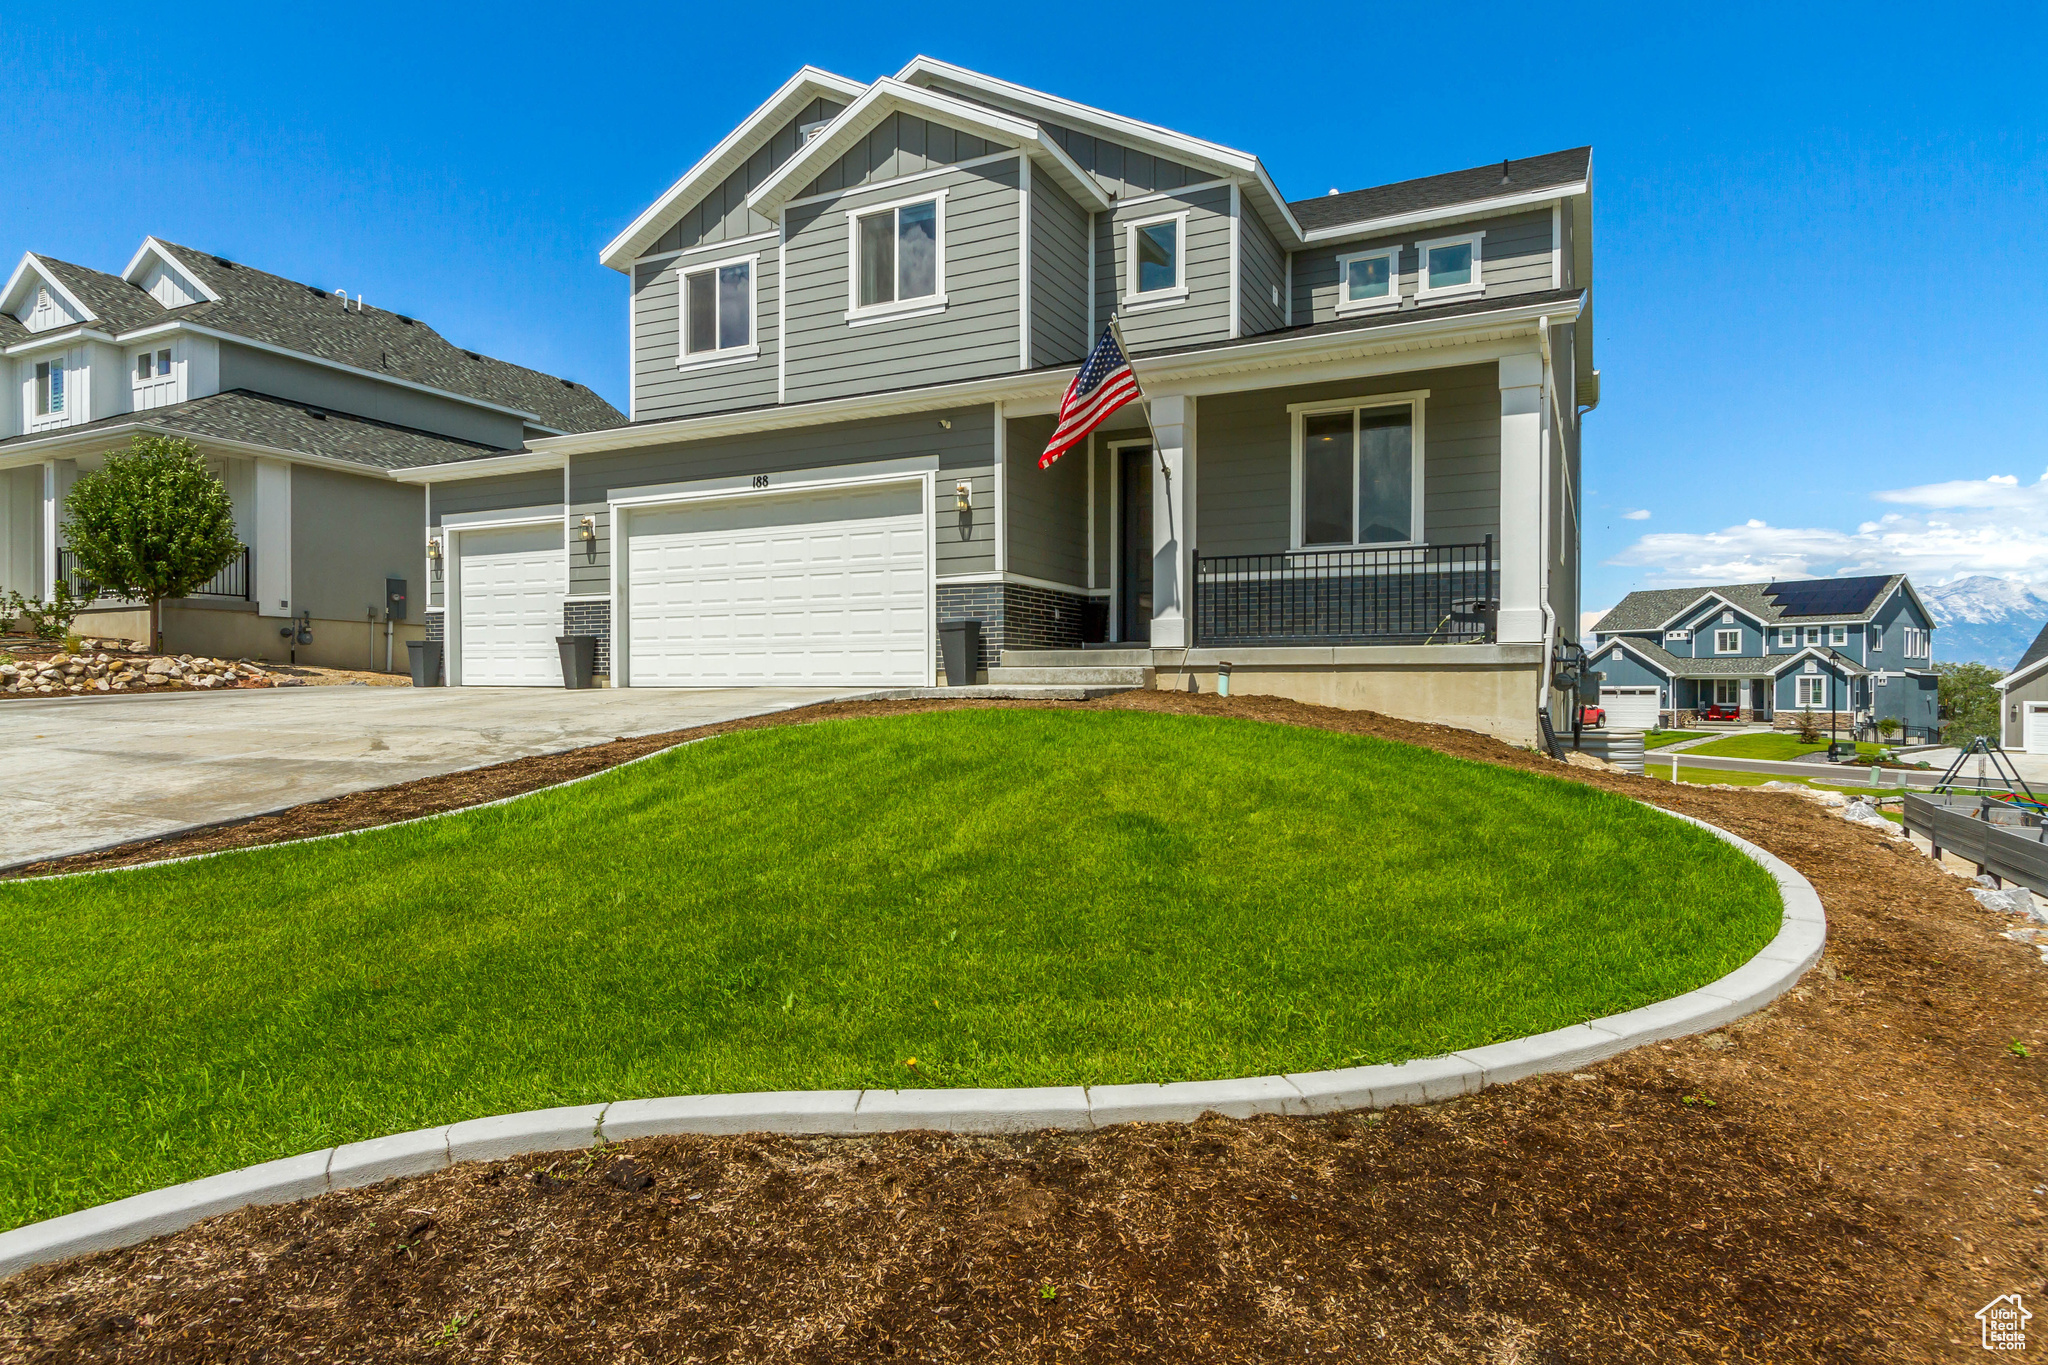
top-left (1039, 324), bottom-right (1141, 468)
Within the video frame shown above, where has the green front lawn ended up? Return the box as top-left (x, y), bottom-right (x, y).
top-left (1644, 730), bottom-right (1711, 750)
top-left (1688, 733), bottom-right (1892, 762)
top-left (0, 709), bottom-right (1783, 1229)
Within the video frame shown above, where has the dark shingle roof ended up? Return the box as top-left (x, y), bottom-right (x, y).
top-left (2015, 620), bottom-right (2048, 677)
top-left (33, 255), bottom-right (169, 333)
top-left (1594, 577), bottom-right (1908, 633)
top-left (1291, 148), bottom-right (1591, 234)
top-left (0, 389), bottom-right (506, 471)
top-left (1599, 636), bottom-right (1869, 679)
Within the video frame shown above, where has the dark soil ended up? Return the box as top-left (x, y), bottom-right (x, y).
top-left (3, 693), bottom-right (2044, 1362)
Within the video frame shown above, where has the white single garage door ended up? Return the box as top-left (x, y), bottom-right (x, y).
top-left (623, 481), bottom-right (928, 687)
top-left (2027, 703), bottom-right (2048, 755)
top-left (456, 524), bottom-right (563, 686)
top-left (1600, 686), bottom-right (1662, 730)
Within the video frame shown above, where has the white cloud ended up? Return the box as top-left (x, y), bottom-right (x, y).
top-left (1620, 508), bottom-right (1650, 520)
top-left (1609, 469), bottom-right (2048, 587)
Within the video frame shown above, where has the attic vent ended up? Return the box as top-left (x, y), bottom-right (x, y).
top-left (463, 350), bottom-right (482, 361)
top-left (396, 315), bottom-right (415, 325)
top-left (305, 284), bottom-right (327, 296)
top-left (1500, 158), bottom-right (1511, 184)
top-left (304, 409), bottom-right (328, 420)
top-left (561, 378), bottom-right (576, 388)
top-left (213, 257), bottom-right (235, 268)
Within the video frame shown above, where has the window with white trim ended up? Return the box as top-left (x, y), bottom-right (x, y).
top-left (1869, 624), bottom-right (1884, 650)
top-left (33, 358), bottom-right (64, 416)
top-left (1829, 624), bottom-right (1848, 647)
top-left (1125, 212), bottom-right (1187, 303)
top-left (1334, 247), bottom-right (1397, 312)
top-left (1714, 629), bottom-right (1741, 654)
top-left (134, 346), bottom-right (175, 383)
top-left (1796, 675), bottom-right (1827, 708)
top-left (1665, 629), bottom-right (1691, 642)
top-left (848, 194), bottom-right (943, 318)
top-left (1903, 626), bottom-right (1928, 658)
top-left (1414, 231), bottom-right (1484, 299)
top-left (1804, 626), bottom-right (1823, 647)
top-left (680, 255), bottom-right (756, 361)
top-left (1777, 627), bottom-right (1796, 647)
top-left (1292, 393), bottom-right (1424, 548)
top-left (1714, 679), bottom-right (1742, 706)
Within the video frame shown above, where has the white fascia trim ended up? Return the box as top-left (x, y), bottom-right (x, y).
top-left (1766, 647), bottom-right (1863, 678)
top-left (3, 326), bottom-right (119, 356)
top-left (894, 56), bottom-right (1301, 242)
top-left (0, 421), bottom-right (443, 481)
top-left (633, 229), bottom-right (780, 268)
top-left (607, 463), bottom-right (927, 512)
top-left (1597, 636), bottom-right (1675, 678)
top-left (118, 238), bottom-right (224, 302)
top-left (0, 253), bottom-right (98, 323)
top-left (600, 66), bottom-right (868, 271)
top-left (1995, 653), bottom-right (2048, 692)
top-left (1651, 589), bottom-right (1747, 633)
top-left (1300, 182), bottom-right (1590, 246)
top-left (441, 506), bottom-right (564, 531)
top-left (392, 449), bottom-right (568, 483)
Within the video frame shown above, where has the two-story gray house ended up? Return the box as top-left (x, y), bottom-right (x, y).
top-left (398, 60), bottom-right (1595, 741)
top-left (0, 239), bottom-right (618, 666)
top-left (1589, 575), bottom-right (1940, 737)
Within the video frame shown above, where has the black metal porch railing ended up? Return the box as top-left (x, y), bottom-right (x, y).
top-left (1193, 537), bottom-right (1497, 647)
top-left (57, 546), bottom-right (251, 601)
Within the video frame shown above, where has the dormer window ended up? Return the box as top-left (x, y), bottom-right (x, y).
top-left (848, 193), bottom-right (944, 321)
top-left (681, 255), bottom-right (757, 363)
top-left (1415, 231), bottom-right (1485, 299)
top-left (1334, 248), bottom-right (1397, 313)
top-left (34, 359), bottom-right (64, 416)
top-left (1125, 212), bottom-right (1187, 304)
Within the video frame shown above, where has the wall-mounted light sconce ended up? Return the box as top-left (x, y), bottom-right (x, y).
top-left (578, 515), bottom-right (596, 545)
top-left (427, 537), bottom-right (443, 562)
top-left (955, 481), bottom-right (973, 513)
top-left (938, 417), bottom-right (952, 430)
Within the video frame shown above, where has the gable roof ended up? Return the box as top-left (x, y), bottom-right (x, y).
top-left (599, 66), bottom-right (866, 271)
top-left (1292, 148), bottom-right (1591, 238)
top-left (1595, 576), bottom-right (1913, 633)
top-left (1998, 618), bottom-right (2048, 691)
top-left (1592, 635), bottom-right (1869, 680)
top-left (744, 77), bottom-right (1114, 217)
top-left (1, 252), bottom-right (101, 332)
top-left (0, 388), bottom-right (507, 471)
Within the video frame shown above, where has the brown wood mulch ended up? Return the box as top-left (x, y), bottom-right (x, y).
top-left (2, 693), bottom-right (2043, 1363)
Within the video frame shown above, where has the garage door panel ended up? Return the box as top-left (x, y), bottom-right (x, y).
top-left (1600, 687), bottom-right (1662, 730)
top-left (457, 525), bottom-right (563, 687)
top-left (626, 485), bottom-right (928, 688)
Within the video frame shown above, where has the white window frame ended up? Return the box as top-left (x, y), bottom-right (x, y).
top-left (33, 356), bottom-right (67, 418)
top-left (1714, 628), bottom-right (1741, 654)
top-left (1828, 624), bottom-right (1848, 647)
top-left (844, 189), bottom-right (949, 325)
top-left (1332, 246), bottom-right (1399, 315)
top-left (1796, 675), bottom-right (1827, 708)
top-left (1869, 624), bottom-right (1884, 650)
top-left (676, 251), bottom-right (762, 370)
top-left (1122, 209), bottom-right (1190, 309)
top-left (1776, 626), bottom-right (1796, 647)
top-left (1413, 229), bottom-right (1485, 300)
top-left (1804, 626), bottom-right (1824, 647)
top-left (1713, 679), bottom-right (1742, 706)
top-left (1287, 389), bottom-right (1428, 552)
top-left (1664, 629), bottom-right (1691, 642)
top-left (133, 342), bottom-right (178, 389)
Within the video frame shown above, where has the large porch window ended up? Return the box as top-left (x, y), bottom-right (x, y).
top-left (1290, 392), bottom-right (1425, 549)
top-left (1713, 679), bottom-right (1742, 706)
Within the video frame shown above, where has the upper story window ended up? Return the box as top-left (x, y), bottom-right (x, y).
top-left (1828, 624), bottom-right (1848, 647)
top-left (1803, 626), bottom-right (1824, 647)
top-left (135, 347), bottom-right (174, 381)
top-left (34, 358), bottom-right (65, 416)
top-left (1291, 392), bottom-right (1424, 549)
top-left (1777, 627), bottom-right (1796, 647)
top-left (1903, 627), bottom-right (1929, 659)
top-left (1664, 629), bottom-right (1691, 642)
top-left (1869, 624), bottom-right (1884, 650)
top-left (1334, 248), bottom-right (1397, 313)
top-left (681, 255), bottom-right (756, 363)
top-left (848, 193), bottom-right (943, 321)
top-left (1714, 629), bottom-right (1741, 654)
top-left (1414, 231), bottom-right (1485, 300)
top-left (1125, 212), bottom-right (1187, 305)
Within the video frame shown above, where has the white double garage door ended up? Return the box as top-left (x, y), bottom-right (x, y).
top-left (455, 481), bottom-right (931, 688)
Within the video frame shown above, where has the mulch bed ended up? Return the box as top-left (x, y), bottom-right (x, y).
top-left (3, 693), bottom-right (2043, 1362)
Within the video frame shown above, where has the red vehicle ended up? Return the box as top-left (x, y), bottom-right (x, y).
top-left (1578, 704), bottom-right (1606, 728)
top-left (1701, 703), bottom-right (1742, 722)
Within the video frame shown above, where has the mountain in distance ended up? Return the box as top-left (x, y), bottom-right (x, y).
top-left (1919, 575), bottom-right (2048, 670)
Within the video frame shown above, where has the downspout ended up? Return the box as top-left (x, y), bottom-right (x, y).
top-left (1534, 317), bottom-right (1558, 716)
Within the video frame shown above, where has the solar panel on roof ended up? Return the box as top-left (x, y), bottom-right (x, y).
top-left (1763, 576), bottom-right (1890, 617)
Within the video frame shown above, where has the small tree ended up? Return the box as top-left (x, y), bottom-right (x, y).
top-left (1877, 716), bottom-right (1901, 740)
top-left (1796, 709), bottom-right (1822, 743)
top-left (1936, 660), bottom-right (2005, 749)
top-left (61, 435), bottom-right (241, 654)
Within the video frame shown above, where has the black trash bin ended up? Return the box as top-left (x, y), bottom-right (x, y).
top-left (557, 635), bottom-right (597, 689)
top-left (937, 619), bottom-right (982, 687)
top-left (406, 639), bottom-right (444, 688)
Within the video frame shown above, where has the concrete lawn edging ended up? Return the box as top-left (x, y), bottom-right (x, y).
top-left (0, 812), bottom-right (1823, 1282)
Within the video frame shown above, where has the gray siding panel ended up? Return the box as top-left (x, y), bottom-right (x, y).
top-left (1237, 200), bottom-right (1286, 336)
top-left (1029, 174), bottom-right (1090, 366)
top-left (917, 77), bottom-right (1206, 198)
top-left (1003, 413), bottom-right (1087, 587)
top-left (290, 465), bottom-right (429, 624)
top-left (632, 246), bottom-right (780, 422)
top-left (215, 344), bottom-right (527, 449)
top-left (429, 470), bottom-right (563, 522)
top-left (651, 98), bottom-right (844, 255)
top-left (784, 158), bottom-right (1023, 403)
top-left (1100, 183), bottom-right (1233, 352)
top-left (1194, 364), bottom-right (1502, 558)
top-left (799, 113), bottom-right (999, 197)
top-left (1291, 209), bottom-right (1556, 326)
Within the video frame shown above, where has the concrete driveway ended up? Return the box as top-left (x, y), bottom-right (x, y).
top-left (1, 686), bottom-right (848, 868)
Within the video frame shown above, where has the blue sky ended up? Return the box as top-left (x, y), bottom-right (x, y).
top-left (7, 3), bottom-right (2045, 624)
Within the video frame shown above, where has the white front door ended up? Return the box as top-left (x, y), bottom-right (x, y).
top-left (455, 524), bottom-right (563, 686)
top-left (2027, 703), bottom-right (2048, 755)
top-left (1600, 686), bottom-right (1661, 730)
top-left (621, 481), bottom-right (929, 687)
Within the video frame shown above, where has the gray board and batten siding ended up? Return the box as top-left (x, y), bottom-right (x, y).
top-left (1237, 203), bottom-right (1287, 337)
top-left (650, 97), bottom-right (847, 256)
top-left (290, 465), bottom-right (429, 623)
top-left (783, 157), bottom-right (1024, 405)
top-left (425, 468), bottom-right (566, 608)
top-left (796, 112), bottom-right (1002, 199)
top-left (1291, 209), bottom-right (1557, 328)
top-left (913, 75), bottom-right (1210, 199)
top-left (1029, 172), bottom-right (1091, 367)
top-left (1001, 412), bottom-right (1089, 589)
top-left (633, 246), bottom-right (780, 421)
top-left (1194, 364), bottom-right (1504, 559)
top-left (1097, 182), bottom-right (1236, 353)
top-left (562, 404), bottom-right (1000, 598)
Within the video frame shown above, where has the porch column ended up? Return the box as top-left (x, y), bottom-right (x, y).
top-left (1148, 393), bottom-right (1195, 649)
top-left (1496, 353), bottom-right (1545, 644)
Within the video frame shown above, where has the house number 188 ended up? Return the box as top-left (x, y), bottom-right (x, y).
top-left (752, 475), bottom-right (770, 489)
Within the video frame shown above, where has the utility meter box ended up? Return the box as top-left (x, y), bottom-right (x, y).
top-left (386, 578), bottom-right (408, 621)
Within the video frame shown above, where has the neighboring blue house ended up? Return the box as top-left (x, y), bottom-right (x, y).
top-left (1588, 575), bottom-right (1939, 736)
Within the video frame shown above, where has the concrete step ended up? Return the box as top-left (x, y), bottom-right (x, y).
top-left (987, 666), bottom-right (1155, 686)
top-left (999, 649), bottom-right (1153, 668)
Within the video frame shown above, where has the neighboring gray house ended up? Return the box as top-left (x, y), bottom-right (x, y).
top-left (399, 60), bottom-right (1597, 742)
top-left (1589, 575), bottom-right (1940, 737)
top-left (1995, 620), bottom-right (2048, 753)
top-left (0, 239), bottom-right (618, 666)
